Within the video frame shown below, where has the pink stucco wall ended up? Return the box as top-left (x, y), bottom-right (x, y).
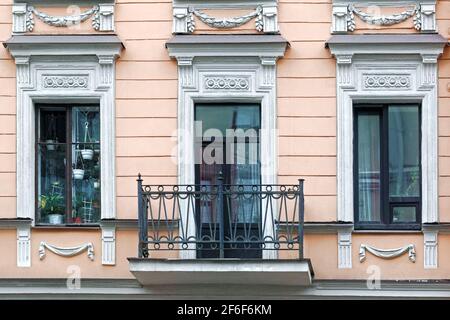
top-left (0, 0), bottom-right (448, 280)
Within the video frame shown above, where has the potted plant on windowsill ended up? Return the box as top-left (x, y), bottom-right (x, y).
top-left (40, 193), bottom-right (65, 224)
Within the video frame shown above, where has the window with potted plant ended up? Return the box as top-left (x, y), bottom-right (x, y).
top-left (37, 105), bottom-right (101, 225)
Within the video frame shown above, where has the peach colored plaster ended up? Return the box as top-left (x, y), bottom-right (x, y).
top-left (0, 1), bottom-right (448, 280)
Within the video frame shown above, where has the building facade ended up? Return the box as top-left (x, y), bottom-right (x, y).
top-left (0, 0), bottom-right (449, 299)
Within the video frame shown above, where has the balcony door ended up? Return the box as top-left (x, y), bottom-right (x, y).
top-left (194, 103), bottom-right (261, 258)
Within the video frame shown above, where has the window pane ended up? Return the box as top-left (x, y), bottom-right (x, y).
top-left (392, 206), bottom-right (416, 223)
top-left (389, 106), bottom-right (420, 197)
top-left (195, 104), bottom-right (261, 224)
top-left (38, 144), bottom-right (67, 224)
top-left (39, 109), bottom-right (66, 143)
top-left (357, 113), bottom-right (381, 222)
top-left (71, 107), bottom-right (101, 223)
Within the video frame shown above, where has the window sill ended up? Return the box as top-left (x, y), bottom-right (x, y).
top-left (353, 229), bottom-right (422, 234)
top-left (33, 223), bottom-right (101, 230)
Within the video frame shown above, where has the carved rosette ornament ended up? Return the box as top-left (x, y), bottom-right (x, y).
top-left (204, 77), bottom-right (250, 90)
top-left (43, 75), bottom-right (89, 89)
top-left (363, 75), bottom-right (411, 89)
top-left (347, 4), bottom-right (421, 32)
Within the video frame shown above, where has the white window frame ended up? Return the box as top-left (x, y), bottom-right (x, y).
top-left (328, 35), bottom-right (446, 269)
top-left (167, 36), bottom-right (287, 259)
top-left (5, 36), bottom-right (122, 266)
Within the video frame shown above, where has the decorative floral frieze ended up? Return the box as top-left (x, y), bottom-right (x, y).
top-left (204, 77), bottom-right (250, 90)
top-left (363, 74), bottom-right (411, 89)
top-left (173, 5), bottom-right (278, 33)
top-left (189, 6), bottom-right (263, 31)
top-left (347, 4), bottom-right (421, 31)
top-left (27, 5), bottom-right (99, 30)
top-left (43, 75), bottom-right (89, 89)
top-left (13, 4), bottom-right (115, 33)
top-left (39, 241), bottom-right (94, 261)
top-left (359, 244), bottom-right (416, 262)
top-left (332, 2), bottom-right (436, 33)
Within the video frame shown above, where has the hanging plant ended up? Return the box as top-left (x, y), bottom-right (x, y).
top-left (72, 153), bottom-right (85, 180)
top-left (45, 114), bottom-right (58, 151)
top-left (81, 119), bottom-right (94, 160)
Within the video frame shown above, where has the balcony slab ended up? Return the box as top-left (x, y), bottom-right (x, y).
top-left (128, 258), bottom-right (314, 287)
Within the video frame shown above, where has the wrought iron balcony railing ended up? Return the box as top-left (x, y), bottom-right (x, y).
top-left (137, 174), bottom-right (305, 259)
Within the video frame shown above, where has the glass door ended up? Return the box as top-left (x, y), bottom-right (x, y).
top-left (194, 104), bottom-right (261, 258)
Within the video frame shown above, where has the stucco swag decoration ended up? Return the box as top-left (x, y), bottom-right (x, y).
top-left (359, 244), bottom-right (416, 263)
top-left (12, 3), bottom-right (115, 33)
top-left (186, 6), bottom-right (263, 32)
top-left (39, 241), bottom-right (94, 261)
top-left (26, 5), bottom-right (100, 31)
top-left (347, 4), bottom-right (421, 31)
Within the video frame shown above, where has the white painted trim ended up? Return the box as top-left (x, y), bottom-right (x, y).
top-left (328, 42), bottom-right (445, 224)
top-left (102, 225), bottom-right (116, 265)
top-left (6, 41), bottom-right (121, 267)
top-left (17, 224), bottom-right (31, 267)
top-left (39, 241), bottom-right (94, 260)
top-left (167, 41), bottom-right (287, 259)
top-left (12, 3), bottom-right (115, 34)
top-left (331, 1), bottom-right (437, 33)
top-left (359, 244), bottom-right (416, 262)
top-left (338, 231), bottom-right (352, 268)
top-left (424, 230), bottom-right (438, 268)
top-left (172, 0), bottom-right (278, 34)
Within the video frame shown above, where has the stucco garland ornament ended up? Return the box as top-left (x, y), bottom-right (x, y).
top-left (26, 5), bottom-right (100, 31)
top-left (347, 4), bottom-right (421, 31)
top-left (188, 6), bottom-right (263, 32)
top-left (39, 241), bottom-right (94, 261)
top-left (359, 244), bottom-right (416, 263)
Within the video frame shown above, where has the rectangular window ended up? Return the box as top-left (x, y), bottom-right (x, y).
top-left (354, 104), bottom-right (421, 229)
top-left (36, 104), bottom-right (101, 225)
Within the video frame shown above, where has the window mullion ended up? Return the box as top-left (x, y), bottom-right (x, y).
top-left (381, 105), bottom-right (390, 226)
top-left (66, 107), bottom-right (73, 224)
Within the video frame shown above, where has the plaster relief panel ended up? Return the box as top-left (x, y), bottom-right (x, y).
top-left (12, 2), bottom-right (115, 33)
top-left (331, 0), bottom-right (437, 33)
top-left (172, 0), bottom-right (279, 34)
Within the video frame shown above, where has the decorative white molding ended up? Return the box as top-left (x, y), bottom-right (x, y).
top-left (12, 3), bottom-right (115, 33)
top-left (172, 3), bottom-right (278, 34)
top-left (39, 241), bottom-right (94, 260)
top-left (338, 231), bottom-right (352, 269)
top-left (359, 244), bottom-right (416, 262)
top-left (328, 37), bottom-right (445, 223)
top-left (332, 4), bottom-right (349, 34)
top-left (420, 3), bottom-right (436, 32)
top-left (348, 4), bottom-right (420, 31)
top-left (42, 75), bottom-right (89, 88)
top-left (363, 74), bottom-right (411, 90)
top-left (262, 5), bottom-right (278, 33)
top-left (5, 35), bottom-right (122, 266)
top-left (12, 3), bottom-right (28, 33)
top-left (17, 225), bottom-right (31, 267)
top-left (424, 231), bottom-right (438, 268)
top-left (190, 6), bottom-right (263, 31)
top-left (97, 3), bottom-right (115, 32)
top-left (102, 226), bottom-right (116, 265)
top-left (167, 37), bottom-right (287, 259)
top-left (29, 5), bottom-right (98, 29)
top-left (204, 76), bottom-right (250, 91)
top-left (331, 2), bottom-right (437, 33)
